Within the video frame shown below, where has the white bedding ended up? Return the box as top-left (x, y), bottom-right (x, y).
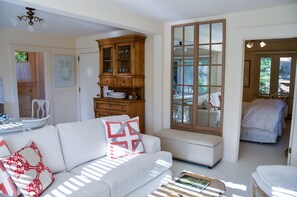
top-left (241, 99), bottom-right (288, 143)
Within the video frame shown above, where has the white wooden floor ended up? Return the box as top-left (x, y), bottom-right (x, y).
top-left (171, 119), bottom-right (291, 197)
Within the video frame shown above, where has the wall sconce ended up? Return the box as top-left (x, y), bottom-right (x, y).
top-left (17, 7), bottom-right (43, 26)
top-left (246, 40), bottom-right (266, 48)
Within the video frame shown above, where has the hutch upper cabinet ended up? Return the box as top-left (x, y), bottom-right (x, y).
top-left (94, 35), bottom-right (146, 132)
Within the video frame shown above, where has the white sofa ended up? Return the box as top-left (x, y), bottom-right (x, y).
top-left (2, 115), bottom-right (173, 197)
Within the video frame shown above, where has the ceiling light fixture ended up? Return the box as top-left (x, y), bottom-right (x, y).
top-left (260, 41), bottom-right (266, 48)
top-left (17, 7), bottom-right (43, 26)
top-left (246, 40), bottom-right (266, 48)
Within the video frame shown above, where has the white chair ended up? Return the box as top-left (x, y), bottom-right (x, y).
top-left (252, 165), bottom-right (297, 197)
top-left (31, 99), bottom-right (51, 118)
top-left (22, 115), bottom-right (51, 132)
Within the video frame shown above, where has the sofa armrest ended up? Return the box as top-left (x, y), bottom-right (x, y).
top-left (140, 134), bottom-right (161, 153)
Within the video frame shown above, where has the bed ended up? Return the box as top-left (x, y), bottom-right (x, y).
top-left (240, 99), bottom-right (288, 143)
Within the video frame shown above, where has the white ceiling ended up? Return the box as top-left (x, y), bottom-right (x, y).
top-left (0, 0), bottom-right (296, 37)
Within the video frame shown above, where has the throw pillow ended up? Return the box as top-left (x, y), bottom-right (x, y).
top-left (0, 137), bottom-right (19, 197)
top-left (102, 117), bottom-right (145, 159)
top-left (2, 141), bottom-right (54, 197)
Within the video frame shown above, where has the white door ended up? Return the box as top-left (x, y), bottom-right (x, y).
top-left (78, 52), bottom-right (99, 121)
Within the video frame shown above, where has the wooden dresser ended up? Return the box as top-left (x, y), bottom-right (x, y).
top-left (94, 35), bottom-right (146, 133)
top-left (93, 98), bottom-right (145, 132)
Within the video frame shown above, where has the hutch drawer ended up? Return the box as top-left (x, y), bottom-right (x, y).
top-left (95, 101), bottom-right (127, 112)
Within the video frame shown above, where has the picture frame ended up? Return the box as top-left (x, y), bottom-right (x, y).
top-left (52, 55), bottom-right (76, 88)
top-left (243, 60), bottom-right (251, 87)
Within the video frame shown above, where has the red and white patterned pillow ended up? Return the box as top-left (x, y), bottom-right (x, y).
top-left (0, 136), bottom-right (19, 197)
top-left (102, 117), bottom-right (145, 159)
top-left (2, 141), bottom-right (54, 197)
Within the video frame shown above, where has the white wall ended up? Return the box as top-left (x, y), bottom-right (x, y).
top-left (163, 4), bottom-right (297, 162)
top-left (0, 28), bottom-right (77, 124)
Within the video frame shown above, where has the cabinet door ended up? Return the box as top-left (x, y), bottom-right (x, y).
top-left (116, 44), bottom-right (131, 74)
top-left (101, 45), bottom-right (114, 75)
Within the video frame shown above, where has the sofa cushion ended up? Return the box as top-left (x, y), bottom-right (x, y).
top-left (2, 141), bottom-right (54, 197)
top-left (0, 137), bottom-right (19, 197)
top-left (70, 151), bottom-right (172, 197)
top-left (3, 126), bottom-right (65, 174)
top-left (102, 117), bottom-right (144, 159)
top-left (56, 115), bottom-right (130, 171)
top-left (41, 172), bottom-right (110, 197)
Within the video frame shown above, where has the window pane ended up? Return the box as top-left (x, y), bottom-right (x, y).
top-left (174, 27), bottom-right (183, 46)
top-left (279, 57), bottom-right (291, 94)
top-left (15, 52), bottom-right (28, 62)
top-left (211, 87), bottom-right (222, 109)
top-left (211, 44), bottom-right (223, 64)
top-left (198, 86), bottom-right (209, 96)
top-left (198, 66), bottom-right (209, 85)
top-left (259, 57), bottom-right (272, 95)
top-left (184, 86), bottom-right (193, 104)
top-left (199, 57), bottom-right (209, 65)
top-left (184, 59), bottom-right (193, 66)
top-left (174, 47), bottom-right (183, 61)
top-left (173, 105), bottom-right (182, 122)
top-left (185, 26), bottom-right (194, 45)
top-left (184, 66), bottom-right (194, 85)
top-left (211, 23), bottom-right (223, 43)
top-left (173, 66), bottom-right (183, 85)
top-left (173, 85), bottom-right (183, 104)
top-left (184, 46), bottom-right (194, 58)
top-left (199, 45), bottom-right (210, 65)
top-left (211, 66), bottom-right (222, 86)
top-left (183, 105), bottom-right (192, 124)
top-left (199, 24), bottom-right (210, 44)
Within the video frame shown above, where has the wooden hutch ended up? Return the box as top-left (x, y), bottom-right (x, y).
top-left (94, 35), bottom-right (146, 132)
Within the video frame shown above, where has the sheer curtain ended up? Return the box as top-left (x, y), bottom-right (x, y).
top-left (16, 62), bottom-right (31, 81)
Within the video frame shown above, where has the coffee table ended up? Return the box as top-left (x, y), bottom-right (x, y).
top-left (149, 171), bottom-right (226, 197)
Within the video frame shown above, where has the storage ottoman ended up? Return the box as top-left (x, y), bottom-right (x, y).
top-left (154, 129), bottom-right (223, 168)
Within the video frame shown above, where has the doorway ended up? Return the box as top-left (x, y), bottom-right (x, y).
top-left (240, 38), bottom-right (297, 164)
top-left (78, 52), bottom-right (99, 121)
top-left (15, 51), bottom-right (45, 117)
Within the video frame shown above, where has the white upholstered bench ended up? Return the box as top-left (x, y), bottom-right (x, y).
top-left (154, 129), bottom-right (223, 168)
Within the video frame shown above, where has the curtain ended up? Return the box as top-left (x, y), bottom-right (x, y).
top-left (16, 62), bottom-right (31, 81)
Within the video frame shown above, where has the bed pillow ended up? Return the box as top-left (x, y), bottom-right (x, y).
top-left (0, 137), bottom-right (19, 197)
top-left (2, 141), bottom-right (54, 197)
top-left (102, 116), bottom-right (145, 159)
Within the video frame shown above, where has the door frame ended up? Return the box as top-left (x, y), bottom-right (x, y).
top-left (288, 59), bottom-right (297, 165)
top-left (9, 44), bottom-right (51, 119)
top-left (77, 51), bottom-right (99, 121)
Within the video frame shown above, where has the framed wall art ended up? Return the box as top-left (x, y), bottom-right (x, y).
top-left (52, 55), bottom-right (76, 88)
